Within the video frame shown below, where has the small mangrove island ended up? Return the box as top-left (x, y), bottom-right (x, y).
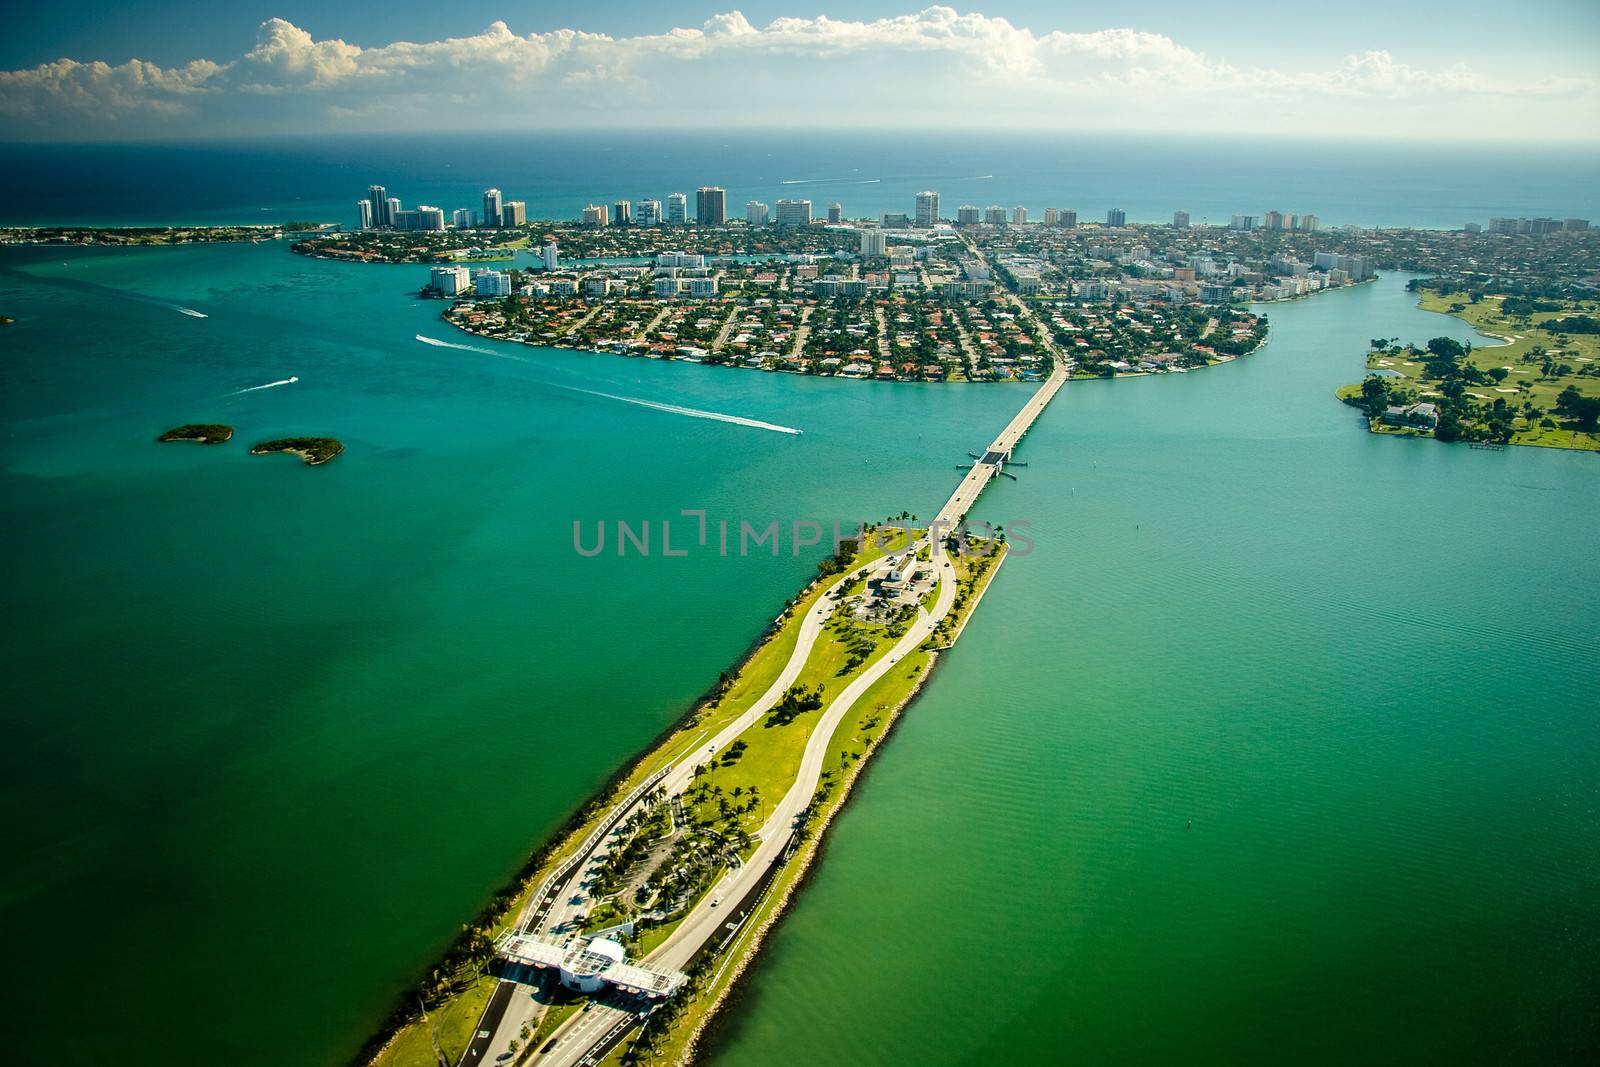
top-left (250, 437), bottom-right (344, 465)
top-left (157, 423), bottom-right (234, 444)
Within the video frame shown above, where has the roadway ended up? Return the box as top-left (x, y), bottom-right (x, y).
top-left (467, 545), bottom-right (929, 1064)
top-left (535, 546), bottom-right (959, 1067)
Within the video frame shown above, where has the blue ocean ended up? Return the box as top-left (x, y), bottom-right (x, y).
top-left (2, 131), bottom-right (1597, 229)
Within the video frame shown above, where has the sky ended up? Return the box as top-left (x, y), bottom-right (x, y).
top-left (1, 3), bottom-right (1597, 142)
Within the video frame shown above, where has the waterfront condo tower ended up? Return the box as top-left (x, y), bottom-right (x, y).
top-left (696, 186), bottom-right (727, 225)
top-left (915, 190), bottom-right (940, 227)
top-left (482, 188), bottom-right (503, 228)
top-left (367, 184), bottom-right (389, 227)
top-left (775, 199), bottom-right (812, 226)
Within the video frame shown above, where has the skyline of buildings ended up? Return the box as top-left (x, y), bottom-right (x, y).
top-left (352, 181), bottom-right (1575, 242)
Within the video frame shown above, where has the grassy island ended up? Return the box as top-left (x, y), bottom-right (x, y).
top-left (1338, 289), bottom-right (1600, 450)
top-left (157, 423), bottom-right (234, 444)
top-left (249, 437), bottom-right (343, 465)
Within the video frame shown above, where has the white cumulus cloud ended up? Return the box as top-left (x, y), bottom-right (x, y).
top-left (0, 7), bottom-right (1592, 139)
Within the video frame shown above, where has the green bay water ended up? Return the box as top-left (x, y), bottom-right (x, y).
top-left (705, 277), bottom-right (1599, 1063)
top-left (0, 242), bottom-right (1029, 1066)
top-left (1, 246), bottom-right (1595, 1065)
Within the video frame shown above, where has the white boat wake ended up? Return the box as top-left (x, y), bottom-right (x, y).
top-left (780, 177), bottom-right (880, 186)
top-left (415, 335), bottom-right (801, 434)
top-left (567, 387), bottom-right (803, 435)
top-left (175, 306), bottom-right (208, 318)
top-left (415, 334), bottom-right (502, 356)
top-left (231, 376), bottom-right (299, 395)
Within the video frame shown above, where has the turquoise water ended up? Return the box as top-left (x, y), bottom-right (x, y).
top-left (0, 242), bottom-right (1027, 1065)
top-left (705, 277), bottom-right (1600, 1063)
top-left (1, 244), bottom-right (1595, 1065)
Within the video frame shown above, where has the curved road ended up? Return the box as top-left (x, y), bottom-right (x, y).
top-left (472, 543), bottom-right (928, 1065)
top-left (536, 547), bottom-right (958, 1067)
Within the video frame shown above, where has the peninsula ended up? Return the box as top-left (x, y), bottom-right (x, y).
top-left (0, 223), bottom-right (326, 247)
top-left (157, 423), bottom-right (233, 444)
top-left (249, 437), bottom-right (343, 465)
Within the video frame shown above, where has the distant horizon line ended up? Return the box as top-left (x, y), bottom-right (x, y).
top-left (3, 127), bottom-right (1600, 150)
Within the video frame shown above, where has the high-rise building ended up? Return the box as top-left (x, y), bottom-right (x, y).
top-left (828, 202), bottom-right (843, 224)
top-left (502, 201), bottom-right (526, 227)
top-left (635, 200), bottom-right (662, 226)
top-left (356, 200), bottom-right (373, 229)
top-left (984, 205), bottom-right (1007, 225)
top-left (581, 204), bottom-right (609, 227)
top-left (915, 190), bottom-right (940, 227)
top-left (666, 192), bottom-right (688, 225)
top-left (1264, 210), bottom-right (1288, 231)
top-left (452, 208), bottom-right (477, 229)
top-left (1297, 214), bottom-right (1319, 233)
top-left (696, 186), bottom-right (727, 225)
top-left (392, 209), bottom-right (420, 230)
top-left (881, 212), bottom-right (910, 229)
top-left (430, 266), bottom-right (471, 295)
top-left (1043, 208), bottom-right (1060, 226)
top-left (543, 241), bottom-right (559, 270)
top-left (1013, 206), bottom-right (1028, 225)
top-left (482, 188), bottom-right (503, 228)
top-left (1173, 210), bottom-right (1190, 228)
top-left (957, 205), bottom-right (981, 225)
top-left (386, 198), bottom-right (402, 226)
top-left (775, 199), bottom-right (812, 226)
top-left (473, 268), bottom-right (512, 298)
top-left (1106, 208), bottom-right (1127, 227)
top-left (859, 228), bottom-right (888, 257)
top-left (367, 185), bottom-right (389, 227)
top-left (612, 200), bottom-right (631, 226)
top-left (746, 200), bottom-right (770, 225)
top-left (417, 205), bottom-right (446, 231)
top-left (1061, 210), bottom-right (1078, 228)
top-left (1231, 214), bottom-right (1256, 231)
top-left (1565, 218), bottom-right (1591, 231)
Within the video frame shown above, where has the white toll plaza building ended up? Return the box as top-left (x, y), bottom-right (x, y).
top-left (496, 932), bottom-right (686, 999)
